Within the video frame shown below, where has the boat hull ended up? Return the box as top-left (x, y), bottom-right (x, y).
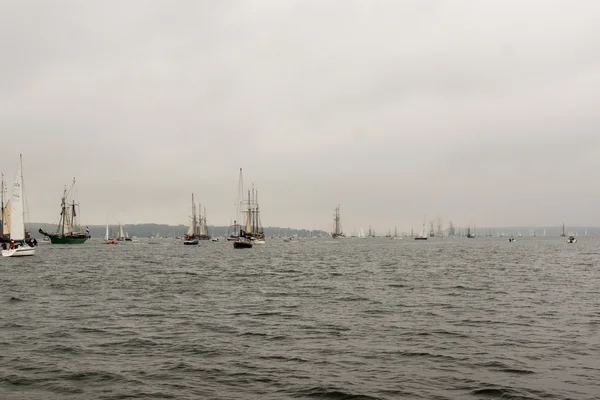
top-left (184, 240), bottom-right (199, 245)
top-left (233, 239), bottom-right (253, 248)
top-left (45, 234), bottom-right (88, 244)
top-left (414, 237), bottom-right (428, 240)
top-left (2, 246), bottom-right (36, 257)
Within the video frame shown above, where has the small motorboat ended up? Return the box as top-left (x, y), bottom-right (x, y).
top-left (508, 237), bottom-right (515, 242)
top-left (567, 236), bottom-right (577, 244)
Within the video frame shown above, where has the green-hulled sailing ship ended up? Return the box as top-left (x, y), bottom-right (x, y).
top-left (39, 178), bottom-right (90, 244)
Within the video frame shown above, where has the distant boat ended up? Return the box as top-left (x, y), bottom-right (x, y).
top-left (116, 223), bottom-right (126, 241)
top-left (567, 235), bottom-right (577, 244)
top-left (466, 226), bottom-right (475, 239)
top-left (184, 194), bottom-right (209, 244)
top-left (415, 215), bottom-right (428, 240)
top-left (331, 205), bottom-right (345, 238)
top-left (358, 228), bottom-right (367, 239)
top-left (39, 178), bottom-right (90, 244)
top-left (560, 223), bottom-right (566, 237)
top-left (103, 223), bottom-right (117, 244)
top-left (1, 155), bottom-right (36, 257)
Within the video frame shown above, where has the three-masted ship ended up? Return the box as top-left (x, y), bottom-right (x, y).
top-left (184, 194), bottom-right (211, 245)
top-left (39, 178), bottom-right (90, 244)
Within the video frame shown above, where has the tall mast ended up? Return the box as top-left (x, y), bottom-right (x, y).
top-left (245, 189), bottom-right (252, 232)
top-left (70, 178), bottom-right (76, 231)
top-left (236, 168), bottom-right (244, 226)
top-left (191, 193), bottom-right (197, 236)
top-left (61, 185), bottom-right (67, 236)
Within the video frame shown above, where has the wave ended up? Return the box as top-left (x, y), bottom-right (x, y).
top-left (295, 386), bottom-right (384, 399)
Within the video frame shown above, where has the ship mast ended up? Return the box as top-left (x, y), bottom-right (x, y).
top-left (245, 189), bottom-right (252, 233)
top-left (191, 193), bottom-right (197, 237)
top-left (60, 185), bottom-right (67, 236)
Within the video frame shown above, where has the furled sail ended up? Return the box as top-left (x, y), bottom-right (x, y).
top-left (2, 199), bottom-right (10, 235)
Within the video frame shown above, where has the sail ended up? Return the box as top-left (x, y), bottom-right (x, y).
top-left (105, 224), bottom-right (109, 241)
top-left (2, 199), bottom-right (10, 235)
top-left (10, 159), bottom-right (25, 240)
top-left (119, 224), bottom-right (124, 239)
top-left (186, 225), bottom-right (193, 235)
top-left (63, 208), bottom-right (73, 234)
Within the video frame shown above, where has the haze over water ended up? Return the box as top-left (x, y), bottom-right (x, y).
top-left (1, 237), bottom-right (598, 399)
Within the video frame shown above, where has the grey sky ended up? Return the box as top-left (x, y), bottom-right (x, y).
top-left (1, 0), bottom-right (599, 233)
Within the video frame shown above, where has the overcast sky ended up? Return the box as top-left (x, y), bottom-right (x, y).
top-left (1, 0), bottom-right (599, 233)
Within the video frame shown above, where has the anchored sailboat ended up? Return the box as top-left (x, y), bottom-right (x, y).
top-left (2, 155), bottom-right (35, 257)
top-left (39, 178), bottom-right (90, 244)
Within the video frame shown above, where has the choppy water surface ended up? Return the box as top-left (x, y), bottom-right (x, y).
top-left (1, 237), bottom-right (599, 399)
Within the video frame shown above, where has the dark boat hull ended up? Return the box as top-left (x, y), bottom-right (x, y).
top-left (233, 240), bottom-right (253, 248)
top-left (46, 234), bottom-right (89, 244)
top-left (184, 240), bottom-right (199, 245)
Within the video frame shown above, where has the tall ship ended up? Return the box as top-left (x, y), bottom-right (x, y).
top-left (39, 178), bottom-right (90, 244)
top-left (331, 205), bottom-right (345, 238)
top-left (184, 194), bottom-right (211, 244)
top-left (244, 184), bottom-right (265, 244)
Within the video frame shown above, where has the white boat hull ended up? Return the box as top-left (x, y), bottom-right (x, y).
top-left (2, 246), bottom-right (36, 257)
top-left (253, 239), bottom-right (266, 245)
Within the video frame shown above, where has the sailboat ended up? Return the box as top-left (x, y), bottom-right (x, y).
top-left (393, 226), bottom-right (401, 240)
top-left (415, 215), bottom-right (428, 240)
top-left (103, 223), bottom-right (117, 244)
top-left (233, 189), bottom-right (254, 248)
top-left (184, 194), bottom-right (200, 245)
top-left (466, 226), bottom-right (475, 238)
top-left (560, 223), bottom-right (566, 237)
top-left (116, 223), bottom-right (126, 241)
top-left (358, 228), bottom-right (367, 239)
top-left (2, 155), bottom-right (36, 257)
top-left (39, 178), bottom-right (90, 244)
top-left (331, 205), bottom-right (345, 238)
top-left (249, 185), bottom-right (265, 245)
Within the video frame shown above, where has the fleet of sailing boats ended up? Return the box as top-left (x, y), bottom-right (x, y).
top-left (0, 158), bottom-right (589, 253)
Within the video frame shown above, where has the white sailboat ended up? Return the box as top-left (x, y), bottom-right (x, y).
top-left (116, 223), bottom-right (126, 241)
top-left (103, 222), bottom-right (117, 244)
top-left (2, 155), bottom-right (35, 257)
top-left (358, 228), bottom-right (367, 239)
top-left (415, 215), bottom-right (428, 240)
